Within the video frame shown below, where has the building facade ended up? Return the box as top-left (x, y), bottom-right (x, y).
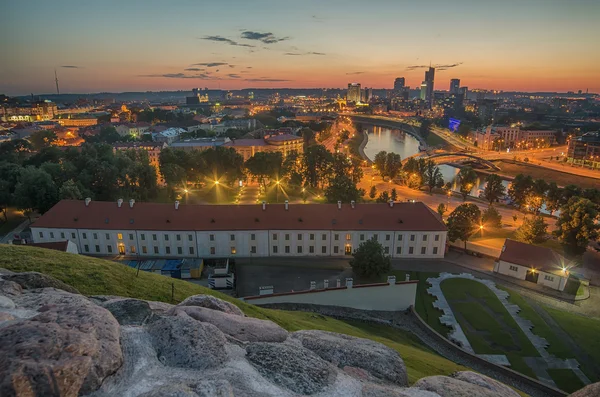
top-left (449, 79), bottom-right (460, 95)
top-left (567, 132), bottom-right (600, 168)
top-left (394, 77), bottom-right (405, 91)
top-left (223, 133), bottom-right (303, 161)
top-left (347, 83), bottom-right (361, 103)
top-left (31, 200), bottom-right (447, 260)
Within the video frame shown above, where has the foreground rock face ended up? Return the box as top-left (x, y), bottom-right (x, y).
top-left (1, 270), bottom-right (532, 397)
top-left (569, 382), bottom-right (600, 397)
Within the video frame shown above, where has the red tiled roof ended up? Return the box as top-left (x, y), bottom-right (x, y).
top-left (265, 133), bottom-right (302, 142)
top-left (28, 241), bottom-right (69, 252)
top-left (224, 139), bottom-right (268, 147)
top-left (32, 200), bottom-right (447, 232)
top-left (499, 239), bottom-right (563, 272)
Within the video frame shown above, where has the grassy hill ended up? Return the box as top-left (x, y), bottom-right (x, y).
top-left (0, 244), bottom-right (464, 384)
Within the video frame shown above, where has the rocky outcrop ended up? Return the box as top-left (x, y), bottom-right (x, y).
top-left (173, 306), bottom-right (288, 342)
top-left (569, 382), bottom-right (600, 397)
top-left (178, 294), bottom-right (244, 316)
top-left (102, 298), bottom-right (153, 325)
top-left (413, 372), bottom-right (520, 397)
top-left (4, 272), bottom-right (79, 294)
top-left (0, 280), bottom-right (23, 296)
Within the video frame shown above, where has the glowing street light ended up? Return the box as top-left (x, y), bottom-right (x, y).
top-left (214, 180), bottom-right (220, 185)
top-left (183, 189), bottom-right (188, 193)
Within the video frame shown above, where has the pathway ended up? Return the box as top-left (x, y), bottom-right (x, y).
top-left (426, 273), bottom-right (591, 389)
top-left (0, 219), bottom-right (31, 244)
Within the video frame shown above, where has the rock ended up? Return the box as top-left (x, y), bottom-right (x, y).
top-left (103, 298), bottom-right (153, 325)
top-left (89, 295), bottom-right (125, 304)
top-left (147, 312), bottom-right (228, 370)
top-left (4, 272), bottom-right (79, 294)
top-left (0, 280), bottom-right (23, 297)
top-left (173, 306), bottom-right (288, 342)
top-left (0, 312), bottom-right (15, 321)
top-left (138, 384), bottom-right (200, 397)
top-left (0, 268), bottom-right (15, 276)
top-left (0, 290), bottom-right (122, 396)
top-left (246, 341), bottom-right (336, 395)
top-left (147, 300), bottom-right (175, 314)
top-left (192, 379), bottom-right (235, 397)
top-left (0, 295), bottom-right (15, 309)
top-left (178, 295), bottom-right (244, 316)
top-left (362, 383), bottom-right (441, 397)
top-left (452, 371), bottom-right (519, 397)
top-left (290, 330), bottom-right (408, 386)
top-left (569, 382), bottom-right (600, 397)
top-left (413, 374), bottom-right (519, 397)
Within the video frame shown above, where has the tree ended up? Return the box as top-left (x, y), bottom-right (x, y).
top-left (545, 182), bottom-right (562, 215)
top-left (374, 151), bottom-right (387, 177)
top-left (369, 186), bottom-right (377, 199)
top-left (507, 174), bottom-right (533, 209)
top-left (303, 145), bottom-right (333, 189)
top-left (419, 119), bottom-right (431, 139)
top-left (390, 188), bottom-right (398, 202)
top-left (554, 197), bottom-right (600, 255)
top-left (437, 203), bottom-right (447, 218)
top-left (28, 130), bottom-right (57, 151)
top-left (300, 127), bottom-right (315, 149)
top-left (13, 166), bottom-right (59, 214)
top-left (349, 238), bottom-right (391, 279)
top-left (482, 206), bottom-right (502, 228)
top-left (483, 174), bottom-right (506, 205)
top-left (59, 179), bottom-right (83, 200)
top-left (527, 179), bottom-right (549, 214)
top-left (457, 166), bottom-right (477, 200)
top-left (515, 216), bottom-right (548, 244)
top-left (325, 175), bottom-right (364, 204)
top-left (457, 124), bottom-right (472, 137)
top-left (423, 160), bottom-right (444, 193)
top-left (376, 191), bottom-right (390, 203)
top-left (447, 203), bottom-right (482, 250)
top-left (384, 152), bottom-right (402, 180)
top-left (84, 126), bottom-right (124, 144)
top-left (245, 152), bottom-right (283, 189)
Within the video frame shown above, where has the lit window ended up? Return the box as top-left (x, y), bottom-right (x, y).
top-left (117, 233), bottom-right (123, 240)
top-left (346, 233), bottom-right (351, 241)
top-left (130, 246), bottom-right (136, 254)
top-left (231, 247), bottom-right (236, 254)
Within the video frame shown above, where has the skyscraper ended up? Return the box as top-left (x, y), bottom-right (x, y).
top-left (394, 77), bottom-right (405, 91)
top-left (363, 87), bottom-right (373, 102)
top-left (450, 79), bottom-right (460, 95)
top-left (423, 67), bottom-right (435, 107)
top-left (347, 83), bottom-right (361, 103)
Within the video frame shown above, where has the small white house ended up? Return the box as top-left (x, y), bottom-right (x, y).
top-left (494, 239), bottom-right (569, 291)
top-left (27, 240), bottom-right (79, 255)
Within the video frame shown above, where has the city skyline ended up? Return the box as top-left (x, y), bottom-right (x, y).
top-left (2, 0), bottom-right (600, 95)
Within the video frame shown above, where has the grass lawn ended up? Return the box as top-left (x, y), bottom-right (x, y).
top-left (426, 132), bottom-right (451, 149)
top-left (440, 278), bottom-right (540, 378)
top-left (492, 160), bottom-right (600, 189)
top-left (0, 244), bottom-right (465, 384)
top-left (547, 369), bottom-right (586, 394)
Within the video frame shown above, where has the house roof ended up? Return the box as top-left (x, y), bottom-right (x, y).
top-left (499, 239), bottom-right (564, 273)
top-left (28, 241), bottom-right (70, 252)
top-left (224, 139), bottom-right (268, 147)
top-left (32, 200), bottom-right (447, 232)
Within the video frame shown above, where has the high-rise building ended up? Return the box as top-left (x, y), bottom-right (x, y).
top-left (394, 77), bottom-right (405, 91)
top-left (347, 83), bottom-right (361, 103)
top-left (423, 67), bottom-right (435, 107)
top-left (460, 87), bottom-right (468, 101)
top-left (420, 82), bottom-right (428, 101)
top-left (450, 79), bottom-right (460, 95)
top-left (363, 87), bottom-right (373, 102)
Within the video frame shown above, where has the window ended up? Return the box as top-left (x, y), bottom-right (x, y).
top-left (334, 234), bottom-right (339, 241)
top-left (322, 246), bottom-right (327, 254)
top-left (130, 245), bottom-right (136, 254)
top-left (285, 234), bottom-right (290, 241)
top-left (396, 247), bottom-right (402, 254)
top-left (423, 235), bottom-right (427, 241)
top-left (95, 245), bottom-right (100, 253)
top-left (373, 234), bottom-right (378, 241)
top-left (409, 247), bottom-right (414, 254)
top-left (435, 234), bottom-right (440, 242)
top-left (298, 234), bottom-right (303, 241)
top-left (210, 234), bottom-right (215, 241)
top-left (433, 247), bottom-right (438, 255)
top-left (60, 232), bottom-right (65, 239)
top-left (346, 233), bottom-right (351, 241)
top-left (82, 233), bottom-right (87, 239)
top-left (334, 246), bottom-right (339, 254)
top-left (421, 247), bottom-right (426, 254)
top-left (210, 247), bottom-right (215, 255)
top-left (117, 233), bottom-right (123, 240)
top-left (251, 233), bottom-right (256, 241)
top-left (152, 234), bottom-right (157, 241)
top-left (398, 234), bottom-right (403, 241)
top-left (230, 234), bottom-right (235, 241)
top-left (188, 234), bottom-right (193, 242)
top-left (272, 233), bottom-right (278, 241)
top-left (39, 232), bottom-right (44, 238)
top-left (165, 247), bottom-right (171, 254)
top-left (164, 234), bottom-right (169, 241)
top-left (231, 247), bottom-right (236, 254)
top-left (92, 233), bottom-right (97, 240)
top-left (273, 246), bottom-right (278, 254)
top-left (309, 246), bottom-right (314, 253)
top-left (509, 265), bottom-right (518, 271)
top-left (84, 244), bottom-right (89, 252)
top-left (386, 234), bottom-right (391, 241)
top-left (310, 234), bottom-right (314, 240)
top-left (141, 246), bottom-right (147, 254)
top-left (175, 247), bottom-right (181, 255)
top-left (49, 232), bottom-right (55, 239)
top-left (360, 234), bottom-right (365, 241)
top-left (108, 245), bottom-right (113, 253)
top-left (250, 246), bottom-right (257, 254)
top-left (384, 247), bottom-right (390, 254)
top-left (322, 234), bottom-right (327, 240)
top-left (103, 233), bottom-right (109, 240)
top-left (189, 247), bottom-right (194, 255)
top-left (176, 234), bottom-right (181, 241)
top-left (71, 232), bottom-right (76, 239)
top-left (545, 275), bottom-right (554, 282)
top-left (410, 234), bottom-right (415, 242)
top-left (285, 246), bottom-right (290, 253)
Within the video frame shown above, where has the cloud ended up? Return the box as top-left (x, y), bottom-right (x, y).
top-left (61, 65), bottom-right (81, 69)
top-left (308, 52), bottom-right (326, 56)
top-left (227, 74), bottom-right (241, 79)
top-left (312, 15), bottom-right (325, 22)
top-left (246, 66), bottom-right (253, 69)
top-left (191, 62), bottom-right (228, 67)
top-left (406, 62), bottom-right (463, 71)
top-left (284, 53), bottom-right (302, 56)
top-left (200, 35), bottom-right (255, 47)
top-left (229, 64), bottom-right (235, 68)
top-left (284, 51), bottom-right (326, 56)
top-left (141, 73), bottom-right (214, 79)
top-left (346, 71), bottom-right (365, 75)
top-left (184, 67), bottom-right (204, 71)
top-left (244, 78), bottom-right (291, 82)
top-left (240, 31), bottom-right (289, 44)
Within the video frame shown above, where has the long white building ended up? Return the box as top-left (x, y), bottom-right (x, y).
top-left (30, 199), bottom-right (447, 259)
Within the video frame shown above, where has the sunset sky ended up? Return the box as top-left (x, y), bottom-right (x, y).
top-left (2, 0), bottom-right (599, 95)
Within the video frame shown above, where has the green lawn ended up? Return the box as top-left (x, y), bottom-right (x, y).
top-left (0, 244), bottom-right (465, 384)
top-left (547, 369), bottom-right (586, 394)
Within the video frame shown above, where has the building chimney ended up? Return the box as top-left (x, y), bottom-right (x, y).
top-left (336, 279), bottom-right (341, 288)
top-left (337, 200), bottom-right (342, 209)
top-left (129, 199), bottom-right (135, 208)
top-left (405, 274), bottom-right (410, 282)
top-left (117, 198), bottom-right (123, 208)
top-left (389, 199), bottom-right (394, 208)
top-left (310, 281), bottom-right (316, 290)
top-left (346, 278), bottom-right (353, 288)
top-left (85, 197), bottom-right (91, 207)
top-left (350, 200), bottom-right (355, 209)
top-left (262, 201), bottom-right (266, 211)
top-left (284, 200), bottom-right (289, 210)
top-left (175, 201), bottom-right (180, 210)
top-left (324, 279), bottom-right (329, 289)
top-left (387, 275), bottom-right (396, 285)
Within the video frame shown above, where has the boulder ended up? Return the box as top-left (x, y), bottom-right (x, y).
top-left (178, 295), bottom-right (244, 316)
top-left (192, 379), bottom-right (235, 397)
top-left (569, 382), bottom-right (600, 397)
top-left (0, 295), bottom-right (15, 309)
top-left (173, 306), bottom-right (288, 342)
top-left (0, 312), bottom-right (15, 321)
top-left (103, 298), bottom-right (153, 325)
top-left (0, 268), bottom-right (15, 276)
top-left (0, 280), bottom-right (22, 297)
top-left (147, 300), bottom-right (175, 314)
top-left (0, 290), bottom-right (122, 396)
top-left (246, 341), bottom-right (336, 395)
top-left (452, 371), bottom-right (519, 397)
top-left (362, 383), bottom-right (441, 397)
top-left (147, 312), bottom-right (228, 370)
top-left (290, 330), bottom-right (408, 386)
top-left (4, 272), bottom-right (79, 294)
top-left (413, 374), bottom-right (519, 397)
top-left (138, 384), bottom-right (200, 397)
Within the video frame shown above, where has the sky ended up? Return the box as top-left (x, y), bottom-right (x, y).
top-left (1, 0), bottom-right (599, 95)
